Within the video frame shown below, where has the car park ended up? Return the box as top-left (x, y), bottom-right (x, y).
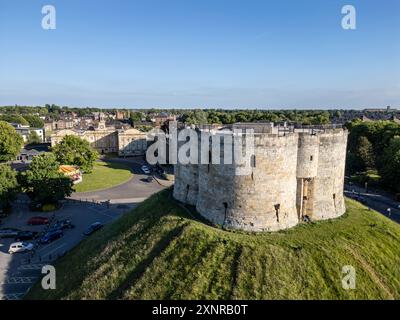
top-left (39, 229), bottom-right (63, 244)
top-left (0, 228), bottom-right (21, 238)
top-left (8, 242), bottom-right (34, 254)
top-left (15, 231), bottom-right (39, 241)
top-left (27, 216), bottom-right (49, 225)
top-left (83, 222), bottom-right (103, 236)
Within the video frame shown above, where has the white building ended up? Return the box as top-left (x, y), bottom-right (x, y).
top-left (12, 123), bottom-right (44, 143)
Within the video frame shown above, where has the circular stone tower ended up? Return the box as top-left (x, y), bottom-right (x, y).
top-left (172, 125), bottom-right (348, 232)
top-left (312, 129), bottom-right (348, 220)
top-left (196, 133), bottom-right (299, 232)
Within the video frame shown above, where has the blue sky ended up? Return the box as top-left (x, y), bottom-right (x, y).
top-left (0, 0), bottom-right (399, 109)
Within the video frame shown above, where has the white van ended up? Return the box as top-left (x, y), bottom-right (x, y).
top-left (8, 242), bottom-right (34, 254)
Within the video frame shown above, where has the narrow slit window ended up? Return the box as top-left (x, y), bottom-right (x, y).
top-left (251, 155), bottom-right (256, 168)
top-left (274, 204), bottom-right (281, 223)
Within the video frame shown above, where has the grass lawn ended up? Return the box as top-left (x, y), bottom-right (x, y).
top-left (26, 190), bottom-right (400, 300)
top-left (74, 161), bottom-right (133, 193)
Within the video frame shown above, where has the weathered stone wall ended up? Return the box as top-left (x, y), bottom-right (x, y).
top-left (173, 163), bottom-right (199, 206)
top-left (173, 128), bottom-right (348, 232)
top-left (312, 129), bottom-right (348, 220)
top-left (196, 134), bottom-right (299, 232)
top-left (296, 133), bottom-right (320, 178)
top-left (172, 135), bottom-right (200, 206)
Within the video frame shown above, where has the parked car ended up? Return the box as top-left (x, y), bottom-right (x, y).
top-left (0, 228), bottom-right (21, 238)
top-left (141, 165), bottom-right (151, 174)
top-left (83, 222), bottom-right (103, 236)
top-left (50, 219), bottom-right (75, 231)
top-left (15, 231), bottom-right (39, 241)
top-left (8, 242), bottom-right (34, 254)
top-left (27, 216), bottom-right (49, 226)
top-left (39, 229), bottom-right (63, 244)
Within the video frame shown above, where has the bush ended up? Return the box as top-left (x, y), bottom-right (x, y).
top-left (42, 203), bottom-right (57, 212)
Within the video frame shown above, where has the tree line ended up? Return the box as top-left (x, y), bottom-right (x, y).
top-left (346, 120), bottom-right (400, 192)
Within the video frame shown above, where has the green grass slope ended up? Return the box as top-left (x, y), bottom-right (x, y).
top-left (26, 190), bottom-right (400, 300)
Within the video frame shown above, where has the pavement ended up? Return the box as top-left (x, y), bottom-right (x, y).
top-left (344, 183), bottom-right (400, 224)
top-left (0, 157), bottom-right (174, 300)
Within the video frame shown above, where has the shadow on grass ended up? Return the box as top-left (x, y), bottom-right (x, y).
top-left (106, 222), bottom-right (189, 299)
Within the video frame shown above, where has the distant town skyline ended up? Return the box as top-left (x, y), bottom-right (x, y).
top-left (1, 0), bottom-right (399, 108)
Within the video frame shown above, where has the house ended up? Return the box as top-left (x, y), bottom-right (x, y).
top-left (151, 113), bottom-right (177, 127)
top-left (16, 144), bottom-right (50, 162)
top-left (51, 121), bottom-right (148, 156)
top-left (12, 123), bottom-right (44, 143)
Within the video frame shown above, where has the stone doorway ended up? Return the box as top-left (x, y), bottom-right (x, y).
top-left (296, 178), bottom-right (315, 220)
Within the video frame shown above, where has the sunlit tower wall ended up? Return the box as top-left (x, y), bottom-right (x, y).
top-left (196, 132), bottom-right (299, 232)
top-left (173, 127), bottom-right (348, 232)
top-left (312, 129), bottom-right (348, 220)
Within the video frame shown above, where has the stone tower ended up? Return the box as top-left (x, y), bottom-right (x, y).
top-left (173, 125), bottom-right (348, 232)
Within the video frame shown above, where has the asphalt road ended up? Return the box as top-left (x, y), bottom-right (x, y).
top-left (69, 158), bottom-right (173, 203)
top-left (344, 183), bottom-right (400, 224)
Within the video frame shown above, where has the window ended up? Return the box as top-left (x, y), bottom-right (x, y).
top-left (251, 155), bottom-right (256, 168)
top-left (310, 155), bottom-right (313, 161)
top-left (274, 204), bottom-right (281, 223)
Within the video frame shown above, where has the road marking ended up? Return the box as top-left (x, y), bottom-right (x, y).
top-left (18, 264), bottom-right (45, 271)
top-left (1, 276), bottom-right (37, 284)
top-left (46, 243), bottom-right (66, 256)
top-left (41, 243), bottom-right (66, 257)
top-left (37, 240), bottom-right (65, 254)
top-left (1, 292), bottom-right (26, 300)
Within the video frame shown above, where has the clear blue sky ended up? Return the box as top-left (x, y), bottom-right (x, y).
top-left (0, 0), bottom-right (399, 109)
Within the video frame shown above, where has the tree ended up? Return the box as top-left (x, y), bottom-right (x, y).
top-left (21, 153), bottom-right (73, 204)
top-left (27, 131), bottom-right (41, 145)
top-left (0, 114), bottom-right (29, 125)
top-left (0, 121), bottom-right (24, 162)
top-left (129, 111), bottom-right (143, 124)
top-left (356, 136), bottom-right (375, 171)
top-left (380, 137), bottom-right (400, 192)
top-left (52, 135), bottom-right (98, 173)
top-left (23, 114), bottom-right (44, 128)
top-left (0, 164), bottom-right (19, 210)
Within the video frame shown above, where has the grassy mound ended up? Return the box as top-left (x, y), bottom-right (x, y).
top-left (26, 190), bottom-right (400, 300)
top-left (74, 161), bottom-right (133, 193)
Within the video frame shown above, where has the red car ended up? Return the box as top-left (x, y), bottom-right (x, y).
top-left (27, 216), bottom-right (49, 226)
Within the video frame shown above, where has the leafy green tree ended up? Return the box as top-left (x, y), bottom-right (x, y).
top-left (52, 135), bottom-right (98, 173)
top-left (21, 153), bottom-right (73, 204)
top-left (380, 137), bottom-right (400, 192)
top-left (23, 114), bottom-right (44, 128)
top-left (129, 112), bottom-right (143, 124)
top-left (27, 131), bottom-right (42, 145)
top-left (0, 164), bottom-right (19, 210)
top-left (0, 114), bottom-right (29, 125)
top-left (356, 136), bottom-right (376, 171)
top-left (0, 121), bottom-right (24, 162)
